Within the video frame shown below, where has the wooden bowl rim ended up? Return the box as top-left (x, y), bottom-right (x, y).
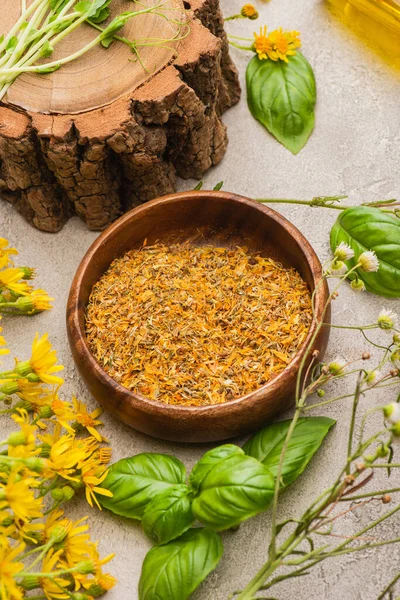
top-left (67, 191), bottom-right (329, 416)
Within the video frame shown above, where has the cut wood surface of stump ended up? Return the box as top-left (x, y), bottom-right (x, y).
top-left (0, 0), bottom-right (240, 232)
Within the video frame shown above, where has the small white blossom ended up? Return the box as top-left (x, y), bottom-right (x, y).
top-left (328, 358), bottom-right (347, 375)
top-left (364, 370), bottom-right (381, 387)
top-left (350, 278), bottom-right (365, 292)
top-left (377, 309), bottom-right (398, 331)
top-left (358, 251), bottom-right (379, 272)
top-left (383, 402), bottom-right (400, 425)
top-left (334, 242), bottom-right (354, 261)
top-left (330, 260), bottom-right (348, 276)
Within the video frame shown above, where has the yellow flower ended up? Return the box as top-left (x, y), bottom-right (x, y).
top-left (10, 408), bottom-right (37, 446)
top-left (50, 393), bottom-right (75, 432)
top-left (0, 540), bottom-right (25, 600)
top-left (0, 268), bottom-right (31, 296)
top-left (0, 466), bottom-right (43, 522)
top-left (253, 25), bottom-right (272, 60)
top-left (98, 447), bottom-right (112, 465)
top-left (72, 397), bottom-right (104, 441)
top-left (64, 517), bottom-right (92, 566)
top-left (0, 317), bottom-right (9, 357)
top-left (268, 28), bottom-right (301, 62)
top-left (45, 435), bottom-right (87, 481)
top-left (241, 4), bottom-right (258, 19)
top-left (80, 462), bottom-right (113, 509)
top-left (29, 333), bottom-right (64, 385)
top-left (13, 289), bottom-right (54, 315)
top-left (40, 549), bottom-right (71, 600)
top-left (0, 238), bottom-right (18, 270)
top-left (253, 26), bottom-right (301, 62)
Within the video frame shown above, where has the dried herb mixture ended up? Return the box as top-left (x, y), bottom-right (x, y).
top-left (85, 244), bottom-right (312, 406)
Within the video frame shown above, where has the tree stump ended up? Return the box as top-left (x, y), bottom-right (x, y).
top-left (0, 0), bottom-right (240, 232)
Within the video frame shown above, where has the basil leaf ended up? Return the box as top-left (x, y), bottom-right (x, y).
top-left (246, 52), bottom-right (316, 154)
top-left (139, 528), bottom-right (223, 600)
top-left (98, 453), bottom-right (186, 519)
top-left (330, 206), bottom-right (400, 298)
top-left (189, 444), bottom-right (244, 493)
top-left (142, 485), bottom-right (194, 545)
top-left (192, 454), bottom-right (274, 531)
top-left (243, 417), bottom-right (335, 488)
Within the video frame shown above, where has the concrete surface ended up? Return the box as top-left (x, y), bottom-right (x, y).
top-left (1, 0), bottom-right (400, 598)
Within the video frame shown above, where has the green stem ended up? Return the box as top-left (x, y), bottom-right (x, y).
top-left (346, 374), bottom-right (362, 474)
top-left (340, 487), bottom-right (400, 501)
top-left (378, 572), bottom-right (400, 600)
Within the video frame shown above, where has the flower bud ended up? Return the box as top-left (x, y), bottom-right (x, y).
top-left (38, 406), bottom-right (54, 419)
top-left (364, 370), bottom-right (380, 387)
top-left (21, 575), bottom-right (40, 590)
top-left (85, 584), bottom-right (105, 598)
top-left (15, 361), bottom-right (33, 377)
top-left (75, 560), bottom-right (96, 575)
top-left (391, 422), bottom-right (400, 437)
top-left (328, 359), bottom-right (346, 375)
top-left (25, 457), bottom-right (46, 473)
top-left (377, 445), bottom-right (389, 458)
top-left (393, 333), bottom-right (400, 345)
top-left (378, 309), bottom-right (398, 331)
top-left (391, 349), bottom-right (400, 369)
top-left (355, 462), bottom-right (366, 472)
top-left (383, 402), bottom-right (400, 425)
top-left (0, 381), bottom-right (19, 395)
top-left (363, 454), bottom-right (375, 463)
top-left (51, 486), bottom-right (75, 503)
top-left (350, 278), bottom-right (365, 292)
top-left (40, 443), bottom-right (51, 458)
top-left (330, 260), bottom-right (347, 275)
top-left (20, 267), bottom-right (36, 280)
top-left (317, 389), bottom-right (325, 398)
top-left (49, 525), bottom-right (69, 544)
top-left (344, 475), bottom-right (355, 486)
top-left (7, 431), bottom-right (27, 446)
top-left (241, 3), bottom-right (259, 19)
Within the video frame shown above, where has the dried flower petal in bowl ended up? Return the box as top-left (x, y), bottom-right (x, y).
top-left (85, 244), bottom-right (312, 406)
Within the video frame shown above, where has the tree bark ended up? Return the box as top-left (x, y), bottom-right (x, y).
top-left (0, 0), bottom-right (240, 232)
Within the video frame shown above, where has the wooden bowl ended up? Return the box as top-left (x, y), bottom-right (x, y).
top-left (67, 192), bottom-right (330, 443)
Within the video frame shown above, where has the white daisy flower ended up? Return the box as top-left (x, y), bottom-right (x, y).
top-left (358, 251), bottom-right (379, 272)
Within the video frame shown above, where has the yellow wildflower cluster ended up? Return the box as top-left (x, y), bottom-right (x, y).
top-left (253, 26), bottom-right (301, 62)
top-left (0, 238), bottom-right (53, 316)
top-left (0, 333), bottom-right (116, 600)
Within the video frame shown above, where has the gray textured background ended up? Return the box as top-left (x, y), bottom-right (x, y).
top-left (1, 0), bottom-right (400, 598)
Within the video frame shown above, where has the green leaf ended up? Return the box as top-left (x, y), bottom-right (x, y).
top-left (97, 453), bottom-right (186, 519)
top-left (246, 52), bottom-right (316, 154)
top-left (75, 0), bottom-right (109, 17)
top-left (243, 417), bottom-right (336, 488)
top-left (191, 454), bottom-right (274, 531)
top-left (142, 485), bottom-right (194, 545)
top-left (330, 206), bottom-right (400, 297)
top-left (139, 528), bottom-right (223, 600)
top-left (99, 11), bottom-right (134, 46)
top-left (213, 181), bottom-right (224, 191)
top-left (6, 36), bottom-right (18, 53)
top-left (41, 41), bottom-right (54, 58)
top-left (189, 444), bottom-right (244, 494)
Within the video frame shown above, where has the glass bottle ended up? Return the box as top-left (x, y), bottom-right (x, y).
top-left (326, 0), bottom-right (400, 63)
